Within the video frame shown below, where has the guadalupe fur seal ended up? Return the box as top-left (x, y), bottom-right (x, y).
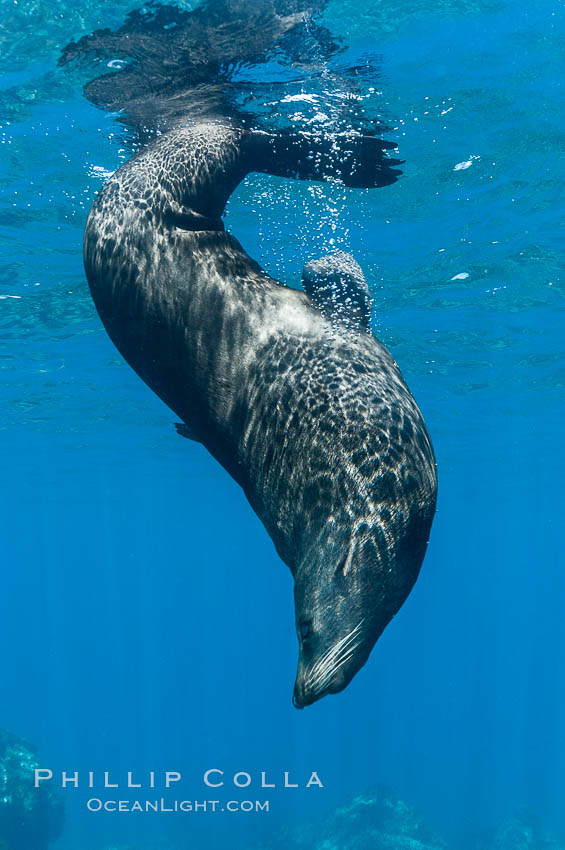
top-left (82, 122), bottom-right (437, 707)
top-left (64, 0), bottom-right (438, 706)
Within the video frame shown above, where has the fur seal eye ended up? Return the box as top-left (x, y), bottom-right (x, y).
top-left (300, 622), bottom-right (311, 639)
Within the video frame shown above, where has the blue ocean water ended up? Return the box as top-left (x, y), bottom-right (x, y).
top-left (1, 1), bottom-right (564, 849)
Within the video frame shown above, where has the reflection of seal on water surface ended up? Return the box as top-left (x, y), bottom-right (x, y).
top-left (83, 123), bottom-right (437, 707)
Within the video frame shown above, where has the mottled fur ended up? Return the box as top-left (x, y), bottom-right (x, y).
top-left (84, 123), bottom-right (437, 707)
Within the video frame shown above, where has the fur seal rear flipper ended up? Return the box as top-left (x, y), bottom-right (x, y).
top-left (83, 121), bottom-right (436, 708)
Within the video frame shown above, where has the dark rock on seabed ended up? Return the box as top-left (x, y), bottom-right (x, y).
top-left (0, 728), bottom-right (64, 850)
top-left (479, 818), bottom-right (565, 850)
top-left (254, 792), bottom-right (565, 850)
top-left (260, 786), bottom-right (447, 850)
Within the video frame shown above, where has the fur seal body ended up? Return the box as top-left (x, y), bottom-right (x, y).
top-left (84, 123), bottom-right (437, 708)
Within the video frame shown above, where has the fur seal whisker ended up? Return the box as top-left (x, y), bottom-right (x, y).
top-left (311, 651), bottom-right (357, 697)
top-left (305, 620), bottom-right (365, 690)
top-left (311, 647), bottom-right (356, 689)
top-left (305, 621), bottom-right (363, 684)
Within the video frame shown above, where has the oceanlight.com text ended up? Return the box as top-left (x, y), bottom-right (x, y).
top-left (86, 798), bottom-right (270, 813)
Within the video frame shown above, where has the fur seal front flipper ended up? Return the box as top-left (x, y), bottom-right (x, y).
top-left (83, 121), bottom-right (437, 708)
top-left (302, 250), bottom-right (373, 329)
top-left (175, 422), bottom-right (202, 443)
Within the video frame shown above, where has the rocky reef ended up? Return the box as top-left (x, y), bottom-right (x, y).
top-left (0, 729), bottom-right (64, 850)
top-left (261, 786), bottom-right (446, 850)
top-left (482, 819), bottom-right (565, 850)
top-left (256, 791), bottom-right (565, 850)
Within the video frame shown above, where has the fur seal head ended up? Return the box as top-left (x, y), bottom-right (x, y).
top-left (293, 486), bottom-right (433, 708)
top-left (293, 485), bottom-right (434, 708)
